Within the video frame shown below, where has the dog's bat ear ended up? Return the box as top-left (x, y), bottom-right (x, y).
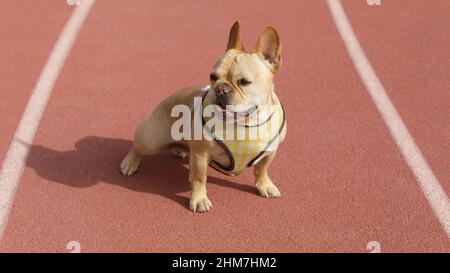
top-left (227, 21), bottom-right (245, 51)
top-left (254, 26), bottom-right (282, 72)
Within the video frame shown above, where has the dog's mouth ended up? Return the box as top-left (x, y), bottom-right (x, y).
top-left (215, 103), bottom-right (258, 120)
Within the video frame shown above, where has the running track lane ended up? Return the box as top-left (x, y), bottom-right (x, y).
top-left (0, 1), bottom-right (71, 175)
top-left (0, 0), bottom-right (96, 241)
top-left (342, 0), bottom-right (450, 201)
top-left (333, 0), bottom-right (450, 240)
top-left (0, 0), bottom-right (449, 252)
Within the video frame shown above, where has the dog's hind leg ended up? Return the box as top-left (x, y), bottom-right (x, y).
top-left (120, 149), bottom-right (141, 176)
top-left (120, 86), bottom-right (199, 176)
top-left (120, 104), bottom-right (175, 176)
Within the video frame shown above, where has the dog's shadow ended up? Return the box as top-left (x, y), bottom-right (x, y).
top-left (26, 136), bottom-right (256, 209)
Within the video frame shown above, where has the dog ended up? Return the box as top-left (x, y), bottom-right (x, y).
top-left (120, 21), bottom-right (287, 212)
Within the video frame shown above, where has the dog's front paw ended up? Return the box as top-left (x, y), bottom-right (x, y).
top-left (120, 151), bottom-right (140, 176)
top-left (189, 195), bottom-right (213, 213)
top-left (256, 181), bottom-right (281, 198)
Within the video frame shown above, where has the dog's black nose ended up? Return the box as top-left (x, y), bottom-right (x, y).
top-left (214, 84), bottom-right (232, 97)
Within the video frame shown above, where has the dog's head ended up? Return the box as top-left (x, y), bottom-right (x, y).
top-left (208, 21), bottom-right (282, 116)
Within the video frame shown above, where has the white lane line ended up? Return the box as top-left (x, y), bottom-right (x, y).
top-left (327, 0), bottom-right (450, 239)
top-left (0, 0), bottom-right (96, 242)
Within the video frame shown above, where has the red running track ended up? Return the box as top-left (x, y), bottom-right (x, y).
top-left (0, 0), bottom-right (449, 252)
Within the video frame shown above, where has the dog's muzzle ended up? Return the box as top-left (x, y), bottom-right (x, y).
top-left (214, 83), bottom-right (233, 106)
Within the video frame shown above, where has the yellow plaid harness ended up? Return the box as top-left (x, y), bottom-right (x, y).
top-left (198, 87), bottom-right (285, 176)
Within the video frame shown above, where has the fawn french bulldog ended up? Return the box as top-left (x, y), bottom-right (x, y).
top-left (120, 21), bottom-right (286, 212)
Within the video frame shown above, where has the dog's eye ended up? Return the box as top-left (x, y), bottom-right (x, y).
top-left (237, 78), bottom-right (251, 86)
top-left (209, 73), bottom-right (219, 82)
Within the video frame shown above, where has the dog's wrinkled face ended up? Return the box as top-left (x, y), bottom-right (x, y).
top-left (208, 21), bottom-right (282, 116)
